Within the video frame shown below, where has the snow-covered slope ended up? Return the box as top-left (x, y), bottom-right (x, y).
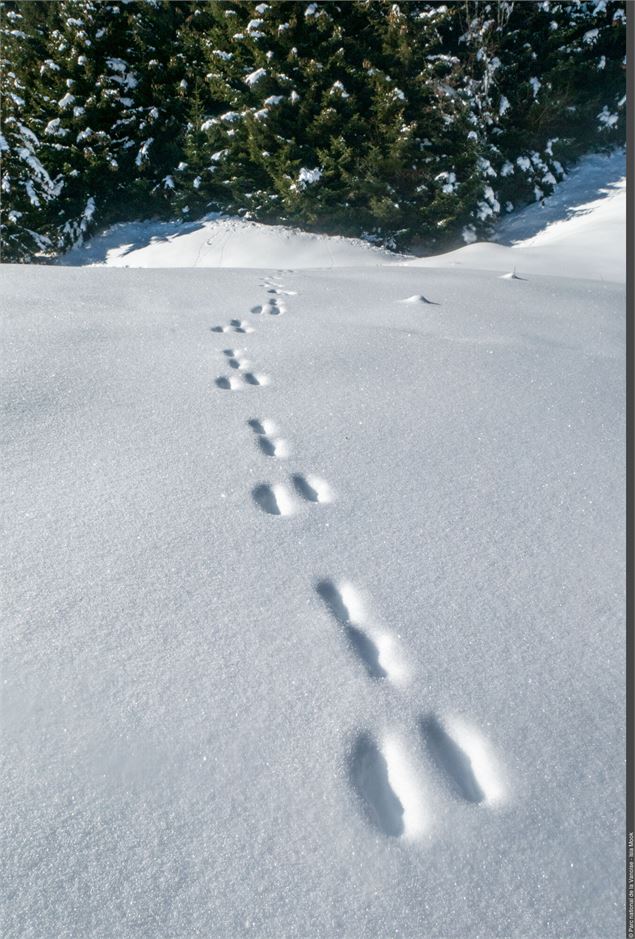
top-left (61, 214), bottom-right (397, 268)
top-left (406, 149), bottom-right (626, 282)
top-left (61, 149), bottom-right (625, 282)
top-left (2, 258), bottom-right (625, 937)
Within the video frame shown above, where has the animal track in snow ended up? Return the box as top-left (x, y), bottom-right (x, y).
top-left (420, 714), bottom-right (504, 806)
top-left (212, 322), bottom-right (253, 334)
top-left (292, 474), bottom-right (333, 504)
top-left (258, 436), bottom-right (289, 458)
top-left (251, 299), bottom-right (287, 316)
top-left (248, 418), bottom-right (277, 436)
top-left (252, 483), bottom-right (294, 516)
top-left (252, 473), bottom-right (333, 514)
top-left (231, 319), bottom-right (255, 334)
top-left (349, 732), bottom-right (427, 840)
top-left (228, 357), bottom-right (250, 370)
top-left (216, 372), bottom-right (269, 391)
top-left (349, 733), bottom-right (403, 836)
top-left (243, 372), bottom-right (270, 387)
top-left (248, 420), bottom-right (288, 459)
top-left (316, 579), bottom-right (405, 682)
top-left (215, 375), bottom-right (242, 391)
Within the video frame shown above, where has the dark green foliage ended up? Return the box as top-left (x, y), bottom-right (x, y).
top-left (193, 1), bottom-right (479, 247)
top-left (0, 0), bottom-right (626, 261)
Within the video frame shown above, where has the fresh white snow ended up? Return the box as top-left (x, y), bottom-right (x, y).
top-left (2, 153), bottom-right (626, 937)
top-left (61, 149), bottom-right (625, 283)
top-left (408, 149), bottom-right (626, 282)
top-left (62, 214), bottom-right (394, 268)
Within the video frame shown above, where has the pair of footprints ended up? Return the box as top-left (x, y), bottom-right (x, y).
top-left (251, 295), bottom-right (286, 316)
top-left (211, 319), bottom-right (254, 335)
top-left (317, 578), bottom-right (504, 840)
top-left (249, 419), bottom-right (333, 515)
top-left (251, 280), bottom-right (297, 316)
top-left (216, 349), bottom-right (269, 391)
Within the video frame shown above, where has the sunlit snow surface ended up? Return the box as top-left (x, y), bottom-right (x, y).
top-left (2, 260), bottom-right (624, 938)
top-left (406, 149), bottom-right (626, 282)
top-left (2, 153), bottom-right (626, 937)
top-left (61, 149), bottom-right (625, 282)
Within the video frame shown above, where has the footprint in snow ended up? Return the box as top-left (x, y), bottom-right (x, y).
top-left (258, 436), bottom-right (289, 458)
top-left (349, 732), bottom-right (427, 840)
top-left (216, 375), bottom-right (243, 391)
top-left (252, 475), bottom-right (333, 515)
top-left (420, 714), bottom-right (504, 806)
top-left (315, 579), bottom-right (403, 679)
top-left (228, 357), bottom-right (250, 370)
top-left (244, 372), bottom-right (270, 386)
top-left (349, 733), bottom-right (404, 837)
top-left (251, 299), bottom-right (286, 316)
top-left (248, 418), bottom-right (288, 459)
top-left (231, 319), bottom-right (255, 334)
top-left (292, 473), bottom-right (332, 504)
top-left (216, 372), bottom-right (270, 390)
top-left (252, 483), bottom-right (295, 516)
top-left (212, 322), bottom-right (254, 334)
top-left (248, 418), bottom-right (277, 435)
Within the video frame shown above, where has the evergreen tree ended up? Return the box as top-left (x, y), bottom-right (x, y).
top-left (0, 1), bottom-right (62, 260)
top-left (35, 0), bottom-right (145, 251)
top-left (445, 0), bottom-right (627, 239)
top-left (125, 0), bottom-right (194, 215)
top-left (193, 1), bottom-right (481, 249)
top-left (0, 0), bottom-right (627, 261)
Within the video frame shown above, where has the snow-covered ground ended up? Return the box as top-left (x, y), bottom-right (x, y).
top-left (2, 154), bottom-right (625, 938)
top-left (62, 149), bottom-right (625, 282)
top-left (409, 149), bottom-right (626, 283)
top-left (61, 214), bottom-right (393, 269)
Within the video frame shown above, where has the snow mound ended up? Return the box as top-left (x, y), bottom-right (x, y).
top-left (61, 214), bottom-right (398, 269)
top-left (60, 149), bottom-right (624, 281)
top-left (405, 149), bottom-right (625, 282)
top-left (399, 294), bottom-right (440, 305)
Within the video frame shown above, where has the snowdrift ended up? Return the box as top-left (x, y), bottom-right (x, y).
top-left (61, 150), bottom-right (626, 282)
top-left (407, 150), bottom-right (625, 283)
top-left (61, 214), bottom-right (397, 269)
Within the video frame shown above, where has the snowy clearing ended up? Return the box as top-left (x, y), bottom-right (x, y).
top-left (2, 260), bottom-right (624, 938)
top-left (1, 153), bottom-right (625, 937)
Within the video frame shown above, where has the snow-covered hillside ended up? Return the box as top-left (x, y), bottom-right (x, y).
top-left (61, 149), bottom-right (625, 282)
top-left (61, 214), bottom-right (396, 268)
top-left (2, 153), bottom-right (625, 938)
top-left (408, 149), bottom-right (626, 283)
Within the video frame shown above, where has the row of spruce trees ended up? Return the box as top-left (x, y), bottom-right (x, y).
top-left (0, 0), bottom-right (627, 262)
